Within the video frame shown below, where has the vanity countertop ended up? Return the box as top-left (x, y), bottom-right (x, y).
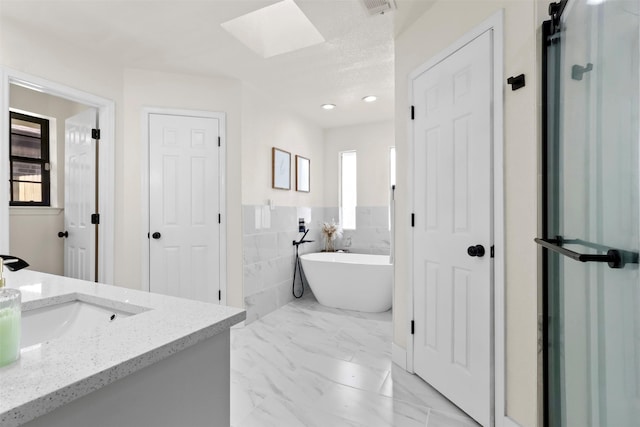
top-left (0, 269), bottom-right (245, 427)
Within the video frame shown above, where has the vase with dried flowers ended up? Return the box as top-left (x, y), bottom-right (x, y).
top-left (321, 220), bottom-right (342, 252)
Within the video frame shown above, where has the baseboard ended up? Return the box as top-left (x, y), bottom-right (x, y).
top-left (392, 342), bottom-right (406, 369)
top-left (503, 416), bottom-right (523, 427)
top-left (231, 320), bottom-right (245, 329)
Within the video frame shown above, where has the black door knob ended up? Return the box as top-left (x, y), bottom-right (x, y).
top-left (467, 244), bottom-right (485, 257)
top-left (58, 231), bottom-right (69, 238)
top-left (152, 232), bottom-right (162, 240)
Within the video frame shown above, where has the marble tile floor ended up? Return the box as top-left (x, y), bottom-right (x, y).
top-left (230, 295), bottom-right (480, 427)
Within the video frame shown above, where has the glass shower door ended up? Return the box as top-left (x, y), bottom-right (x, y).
top-left (542, 0), bottom-right (640, 426)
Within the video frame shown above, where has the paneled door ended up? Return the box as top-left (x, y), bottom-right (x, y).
top-left (412, 30), bottom-right (493, 426)
top-left (149, 113), bottom-right (221, 304)
top-left (64, 108), bottom-right (98, 281)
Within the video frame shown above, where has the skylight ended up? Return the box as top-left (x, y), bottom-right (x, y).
top-left (221, 0), bottom-right (325, 59)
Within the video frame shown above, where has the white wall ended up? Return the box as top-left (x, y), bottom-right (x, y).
top-left (241, 84), bottom-right (324, 208)
top-left (323, 120), bottom-right (395, 208)
top-left (9, 208), bottom-right (63, 275)
top-left (395, 2), bottom-right (540, 426)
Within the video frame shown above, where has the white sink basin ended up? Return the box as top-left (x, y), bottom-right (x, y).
top-left (21, 301), bottom-right (133, 349)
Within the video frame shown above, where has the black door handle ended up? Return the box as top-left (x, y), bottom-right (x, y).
top-left (534, 236), bottom-right (638, 269)
top-left (467, 245), bottom-right (485, 257)
top-left (58, 231), bottom-right (68, 238)
top-left (152, 232), bottom-right (161, 240)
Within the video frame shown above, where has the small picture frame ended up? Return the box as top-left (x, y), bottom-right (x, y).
top-left (272, 147), bottom-right (291, 190)
top-left (296, 155), bottom-right (310, 193)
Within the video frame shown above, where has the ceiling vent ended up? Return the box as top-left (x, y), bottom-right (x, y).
top-left (361, 0), bottom-right (397, 15)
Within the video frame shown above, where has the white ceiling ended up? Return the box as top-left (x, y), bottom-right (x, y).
top-left (1, 0), bottom-right (433, 128)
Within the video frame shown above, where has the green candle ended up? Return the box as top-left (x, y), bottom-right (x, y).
top-left (0, 289), bottom-right (21, 368)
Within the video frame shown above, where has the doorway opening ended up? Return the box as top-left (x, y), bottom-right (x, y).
top-left (0, 69), bottom-right (115, 284)
top-left (407, 11), bottom-right (505, 427)
top-left (141, 108), bottom-right (227, 305)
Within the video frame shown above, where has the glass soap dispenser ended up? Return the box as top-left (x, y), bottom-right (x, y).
top-left (0, 258), bottom-right (21, 368)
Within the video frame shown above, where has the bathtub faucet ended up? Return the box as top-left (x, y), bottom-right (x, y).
top-left (292, 229), bottom-right (314, 246)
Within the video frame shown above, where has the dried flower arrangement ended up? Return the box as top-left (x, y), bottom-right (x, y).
top-left (321, 220), bottom-right (342, 252)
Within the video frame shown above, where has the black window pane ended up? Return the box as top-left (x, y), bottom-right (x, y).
top-left (11, 118), bottom-right (41, 136)
top-left (9, 113), bottom-right (50, 206)
top-left (12, 181), bottom-right (42, 203)
top-left (11, 134), bottom-right (42, 159)
top-left (12, 161), bottom-right (42, 182)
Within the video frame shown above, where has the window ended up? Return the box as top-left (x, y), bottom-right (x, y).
top-left (389, 146), bottom-right (396, 188)
top-left (339, 151), bottom-right (357, 230)
top-left (9, 112), bottom-right (50, 206)
top-left (389, 146), bottom-right (396, 230)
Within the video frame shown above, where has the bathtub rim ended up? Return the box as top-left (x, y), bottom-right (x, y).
top-left (299, 252), bottom-right (392, 266)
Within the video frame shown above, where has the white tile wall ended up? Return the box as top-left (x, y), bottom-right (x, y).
top-left (243, 205), bottom-right (322, 324)
top-left (334, 206), bottom-right (391, 255)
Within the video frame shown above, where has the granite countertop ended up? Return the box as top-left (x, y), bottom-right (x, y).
top-left (0, 269), bottom-right (245, 427)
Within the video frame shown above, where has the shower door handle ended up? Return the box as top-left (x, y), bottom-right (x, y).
top-left (534, 236), bottom-right (638, 269)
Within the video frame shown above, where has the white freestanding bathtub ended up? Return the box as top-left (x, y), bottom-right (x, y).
top-left (299, 252), bottom-right (392, 312)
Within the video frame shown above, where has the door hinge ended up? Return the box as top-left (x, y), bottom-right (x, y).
top-left (491, 245), bottom-right (495, 258)
top-left (218, 213), bottom-right (221, 224)
top-left (411, 213), bottom-right (415, 227)
top-left (410, 105), bottom-right (415, 120)
top-left (411, 320), bottom-right (415, 335)
top-left (218, 137), bottom-right (221, 147)
top-left (91, 213), bottom-right (100, 225)
top-left (218, 290), bottom-right (222, 301)
top-left (92, 128), bottom-right (101, 140)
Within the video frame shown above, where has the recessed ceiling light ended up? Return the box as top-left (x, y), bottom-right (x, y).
top-left (321, 104), bottom-right (336, 110)
top-left (362, 95), bottom-right (377, 102)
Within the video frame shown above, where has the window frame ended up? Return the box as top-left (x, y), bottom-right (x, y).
top-left (9, 111), bottom-right (51, 206)
top-left (339, 150), bottom-right (357, 230)
top-left (389, 146), bottom-right (396, 188)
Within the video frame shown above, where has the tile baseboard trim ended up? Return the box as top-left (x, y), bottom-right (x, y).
top-left (503, 416), bottom-right (523, 427)
top-left (392, 342), bottom-right (406, 369)
top-left (231, 320), bottom-right (246, 329)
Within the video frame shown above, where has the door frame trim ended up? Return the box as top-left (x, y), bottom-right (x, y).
top-left (141, 107), bottom-right (227, 305)
top-left (0, 67), bottom-right (116, 284)
top-left (407, 10), bottom-right (505, 426)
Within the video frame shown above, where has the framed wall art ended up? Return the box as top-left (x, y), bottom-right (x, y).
top-left (272, 147), bottom-right (291, 190)
top-left (296, 155), bottom-right (310, 192)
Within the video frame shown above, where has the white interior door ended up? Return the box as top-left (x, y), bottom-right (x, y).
top-left (412, 31), bottom-right (493, 426)
top-left (64, 108), bottom-right (97, 281)
top-left (149, 113), bottom-right (220, 303)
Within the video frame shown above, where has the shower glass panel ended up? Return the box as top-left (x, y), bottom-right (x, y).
top-left (542, 1), bottom-right (640, 426)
